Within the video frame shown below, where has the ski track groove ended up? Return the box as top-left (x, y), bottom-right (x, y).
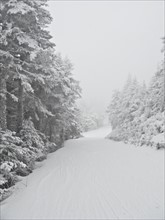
top-left (95, 176), bottom-right (134, 219)
top-left (1, 127), bottom-right (164, 219)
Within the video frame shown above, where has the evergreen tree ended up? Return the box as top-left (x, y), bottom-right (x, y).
top-left (0, 0), bottom-right (55, 132)
top-left (107, 40), bottom-right (164, 148)
top-left (0, 0), bottom-right (82, 198)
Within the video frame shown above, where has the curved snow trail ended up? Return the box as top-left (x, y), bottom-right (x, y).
top-left (1, 126), bottom-right (164, 219)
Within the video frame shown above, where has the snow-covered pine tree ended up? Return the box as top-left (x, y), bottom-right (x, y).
top-left (148, 67), bottom-right (164, 115)
top-left (0, 0), bottom-right (55, 132)
top-left (107, 90), bottom-right (122, 129)
top-left (45, 54), bottom-right (81, 142)
top-left (0, 0), bottom-right (82, 198)
top-left (107, 40), bottom-right (164, 148)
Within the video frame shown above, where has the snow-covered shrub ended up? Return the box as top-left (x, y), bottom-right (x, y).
top-left (20, 120), bottom-right (45, 151)
top-left (137, 112), bottom-right (165, 146)
top-left (0, 130), bottom-right (26, 168)
top-left (20, 119), bottom-right (61, 157)
top-left (0, 188), bottom-right (11, 202)
top-left (0, 162), bottom-right (17, 172)
top-left (108, 112), bottom-right (164, 148)
top-left (0, 173), bottom-right (18, 201)
top-left (0, 123), bottom-right (43, 192)
top-left (151, 133), bottom-right (165, 149)
top-left (106, 127), bottom-right (123, 141)
top-left (0, 175), bottom-right (8, 188)
top-left (79, 110), bottom-right (104, 132)
top-left (46, 142), bottom-right (58, 153)
top-left (35, 153), bottom-right (47, 162)
top-left (0, 172), bottom-right (18, 188)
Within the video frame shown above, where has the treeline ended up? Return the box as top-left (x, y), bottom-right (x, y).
top-left (78, 102), bottom-right (105, 132)
top-left (107, 40), bottom-right (164, 149)
top-left (0, 0), bottom-right (81, 199)
top-left (80, 110), bottom-right (104, 132)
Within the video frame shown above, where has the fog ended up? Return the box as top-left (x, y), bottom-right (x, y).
top-left (48, 1), bottom-right (164, 114)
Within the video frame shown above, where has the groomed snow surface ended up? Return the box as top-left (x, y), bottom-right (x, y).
top-left (1, 126), bottom-right (164, 219)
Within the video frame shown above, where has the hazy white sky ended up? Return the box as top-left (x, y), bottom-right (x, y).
top-left (48, 0), bottom-right (164, 114)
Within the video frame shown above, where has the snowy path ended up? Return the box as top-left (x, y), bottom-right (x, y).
top-left (1, 127), bottom-right (164, 219)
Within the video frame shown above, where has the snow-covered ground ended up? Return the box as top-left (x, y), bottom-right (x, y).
top-left (1, 127), bottom-right (164, 219)
top-left (82, 125), bottom-right (111, 138)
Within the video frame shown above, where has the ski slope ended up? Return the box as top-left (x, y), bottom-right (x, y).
top-left (1, 126), bottom-right (164, 219)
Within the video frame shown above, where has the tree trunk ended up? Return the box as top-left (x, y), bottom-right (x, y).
top-left (6, 79), bottom-right (18, 131)
top-left (0, 74), bottom-right (7, 130)
top-left (60, 128), bottom-right (65, 147)
top-left (49, 118), bottom-right (55, 142)
top-left (17, 78), bottom-right (23, 133)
